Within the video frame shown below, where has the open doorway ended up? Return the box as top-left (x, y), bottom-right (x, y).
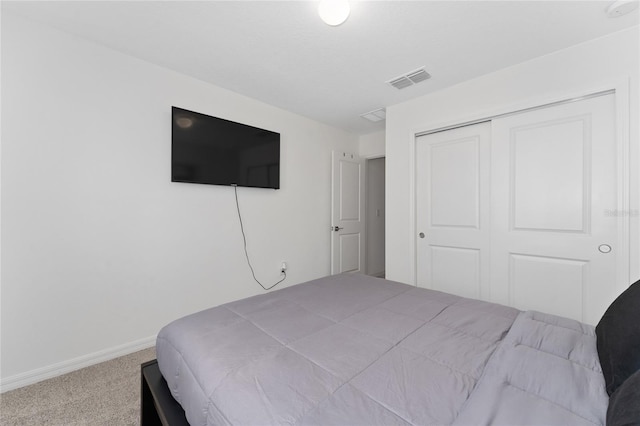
top-left (366, 157), bottom-right (385, 277)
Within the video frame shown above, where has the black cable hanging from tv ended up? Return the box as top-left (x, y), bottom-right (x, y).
top-left (233, 185), bottom-right (286, 290)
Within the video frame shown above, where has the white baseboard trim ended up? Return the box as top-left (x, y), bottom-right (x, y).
top-left (0, 335), bottom-right (156, 393)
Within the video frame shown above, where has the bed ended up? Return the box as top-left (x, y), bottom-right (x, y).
top-left (141, 273), bottom-right (640, 425)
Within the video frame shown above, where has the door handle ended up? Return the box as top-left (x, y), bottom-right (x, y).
top-left (598, 244), bottom-right (612, 253)
top-left (332, 226), bottom-right (344, 232)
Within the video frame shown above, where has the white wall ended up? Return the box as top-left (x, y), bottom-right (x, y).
top-left (359, 130), bottom-right (385, 159)
top-left (386, 27), bottom-right (639, 286)
top-left (0, 13), bottom-right (357, 389)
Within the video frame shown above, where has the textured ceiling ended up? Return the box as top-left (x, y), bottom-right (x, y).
top-left (3, 1), bottom-right (638, 135)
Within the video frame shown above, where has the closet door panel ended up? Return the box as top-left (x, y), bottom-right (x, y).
top-left (491, 94), bottom-right (617, 325)
top-left (510, 117), bottom-right (588, 232)
top-left (415, 122), bottom-right (491, 300)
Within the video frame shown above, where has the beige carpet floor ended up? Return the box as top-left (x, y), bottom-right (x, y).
top-left (0, 347), bottom-right (156, 426)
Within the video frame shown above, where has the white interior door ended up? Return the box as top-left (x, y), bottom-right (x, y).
top-left (491, 94), bottom-right (619, 325)
top-left (331, 151), bottom-right (365, 274)
top-left (416, 122), bottom-right (492, 299)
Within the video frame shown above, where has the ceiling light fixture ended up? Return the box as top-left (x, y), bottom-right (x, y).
top-left (318, 0), bottom-right (350, 26)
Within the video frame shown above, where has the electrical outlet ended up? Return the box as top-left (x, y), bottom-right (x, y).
top-left (281, 262), bottom-right (287, 273)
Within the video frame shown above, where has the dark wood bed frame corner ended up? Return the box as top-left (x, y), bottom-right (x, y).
top-left (141, 359), bottom-right (190, 426)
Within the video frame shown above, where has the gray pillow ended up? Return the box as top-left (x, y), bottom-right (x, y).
top-left (596, 280), bottom-right (640, 396)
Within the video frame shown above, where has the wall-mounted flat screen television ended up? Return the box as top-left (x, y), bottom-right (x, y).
top-left (172, 106), bottom-right (280, 189)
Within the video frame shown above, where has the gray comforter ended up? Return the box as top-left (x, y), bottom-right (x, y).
top-left (156, 274), bottom-right (608, 425)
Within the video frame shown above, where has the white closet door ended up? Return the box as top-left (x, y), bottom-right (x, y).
top-left (491, 94), bottom-right (617, 325)
top-left (415, 122), bottom-right (491, 299)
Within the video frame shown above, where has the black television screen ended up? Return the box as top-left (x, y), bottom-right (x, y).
top-left (172, 106), bottom-right (280, 189)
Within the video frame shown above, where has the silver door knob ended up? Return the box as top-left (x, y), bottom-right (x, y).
top-left (419, 232), bottom-right (425, 238)
top-left (332, 226), bottom-right (344, 232)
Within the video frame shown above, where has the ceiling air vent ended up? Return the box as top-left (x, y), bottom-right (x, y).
top-left (360, 108), bottom-right (386, 122)
top-left (387, 67), bottom-right (431, 90)
top-left (388, 76), bottom-right (414, 90)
